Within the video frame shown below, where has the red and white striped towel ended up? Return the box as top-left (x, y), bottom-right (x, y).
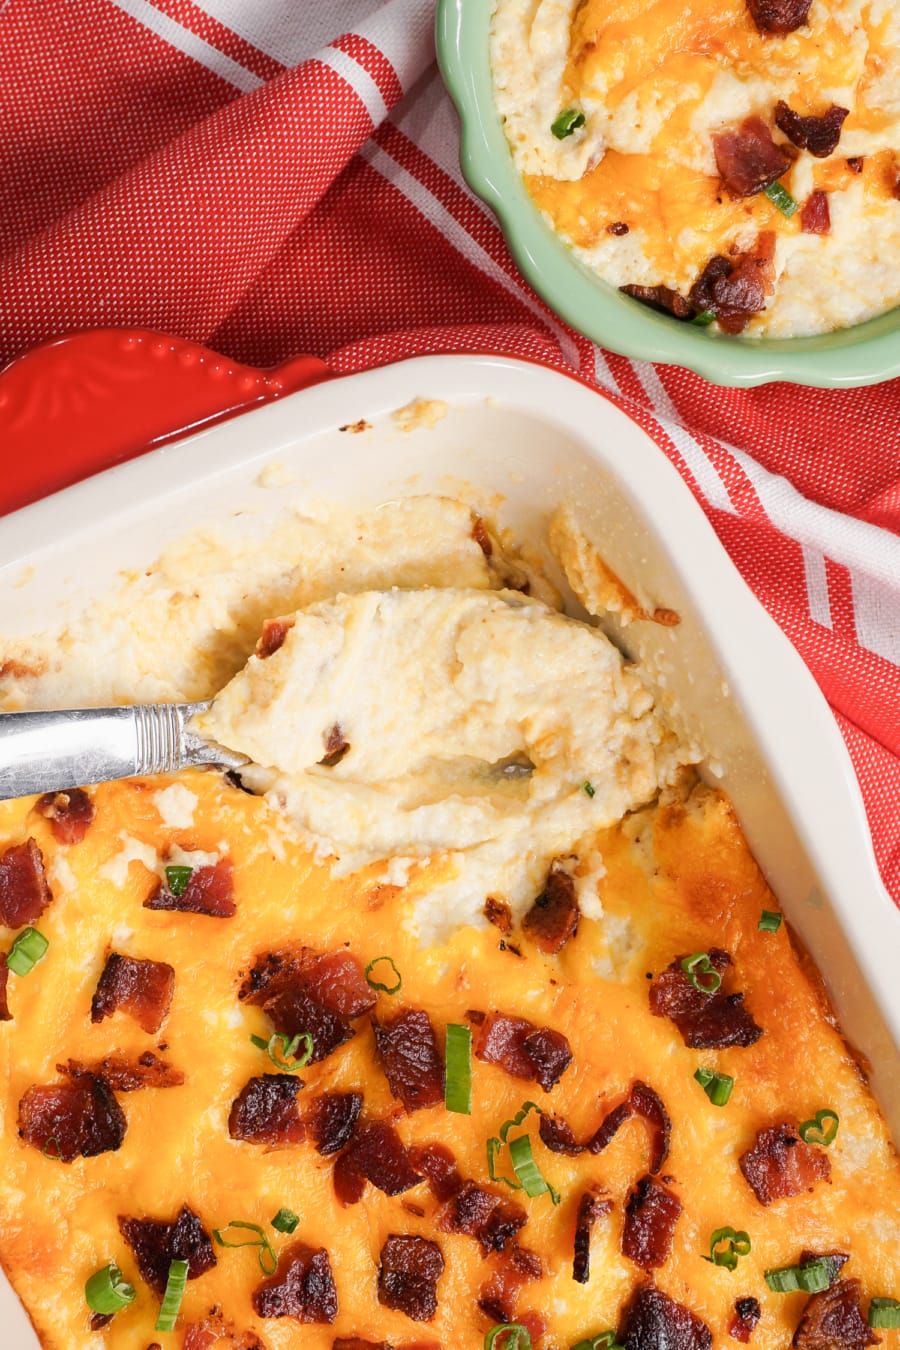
top-left (0, 0), bottom-right (898, 898)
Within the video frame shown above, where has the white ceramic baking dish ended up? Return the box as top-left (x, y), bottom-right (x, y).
top-left (0, 353), bottom-right (897, 1347)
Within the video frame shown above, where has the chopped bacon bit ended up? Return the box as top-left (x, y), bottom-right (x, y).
top-left (608, 221), bottom-right (630, 235)
top-left (847, 157), bottom-right (864, 173)
top-left (253, 1242), bottom-right (338, 1322)
top-left (541, 1080), bottom-right (671, 1172)
top-left (714, 117), bottom-right (791, 196)
top-left (334, 1341), bottom-right (391, 1350)
top-left (519, 1313), bottom-right (548, 1344)
top-left (229, 1075), bottom-right (305, 1147)
top-left (590, 1099), bottom-right (633, 1154)
top-left (257, 618), bottom-right (294, 658)
top-left (799, 1249), bottom-right (849, 1274)
top-left (333, 1120), bottom-right (422, 1204)
top-left (472, 517), bottom-right (493, 558)
top-left (0, 838), bottom-right (52, 928)
top-left (522, 865), bottom-right (580, 954)
top-left (801, 190), bottom-right (831, 234)
top-left (739, 1123), bottom-right (831, 1204)
top-left (622, 1175), bottom-right (683, 1270)
top-left (630, 1082), bottom-right (672, 1174)
top-left (240, 946), bottom-right (375, 1065)
top-left (746, 0), bottom-right (811, 33)
top-left (90, 1312), bottom-right (114, 1332)
top-left (0, 963), bottom-right (10, 1022)
top-left (409, 1142), bottom-right (463, 1202)
top-left (793, 1279), bottom-right (879, 1350)
top-left (774, 102), bottom-right (848, 157)
top-left (688, 235), bottom-right (777, 335)
top-left (59, 1052), bottom-right (184, 1092)
top-left (378, 1235), bottom-right (445, 1322)
top-left (474, 1012), bottom-right (572, 1091)
top-left (439, 1180), bottom-right (528, 1254)
top-left (573, 1188), bottom-right (612, 1284)
top-left (484, 897), bottom-right (513, 934)
top-left (539, 1114), bottom-right (584, 1156)
top-left (19, 1075), bottom-right (126, 1161)
top-left (479, 1245), bottom-right (543, 1322)
top-left (119, 1206), bottom-right (216, 1296)
top-left (320, 725), bottom-right (350, 767)
top-left (304, 1091), bottom-right (362, 1155)
top-left (729, 1298), bottom-right (762, 1342)
top-left (373, 1008), bottom-right (444, 1112)
top-left (649, 948), bottom-right (763, 1047)
top-left (91, 953), bottom-right (175, 1034)
top-left (34, 788), bottom-right (94, 845)
top-left (145, 859), bottom-right (236, 918)
top-left (620, 285), bottom-right (693, 319)
top-left (621, 1284), bottom-right (713, 1350)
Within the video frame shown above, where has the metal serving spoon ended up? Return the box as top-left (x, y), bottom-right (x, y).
top-left (0, 703), bottom-right (249, 802)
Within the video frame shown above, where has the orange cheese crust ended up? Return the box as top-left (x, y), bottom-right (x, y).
top-left (0, 773), bottom-right (898, 1349)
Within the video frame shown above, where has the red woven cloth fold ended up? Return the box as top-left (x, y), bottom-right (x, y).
top-left (0, 0), bottom-right (898, 898)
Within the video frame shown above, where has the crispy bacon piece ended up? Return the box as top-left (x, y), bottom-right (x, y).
top-left (730, 1297), bottom-right (762, 1342)
top-left (90, 1312), bottom-right (114, 1332)
top-left (649, 948), bottom-right (763, 1047)
top-left (793, 1279), bottom-right (879, 1350)
top-left (479, 1245), bottom-right (543, 1322)
top-left (145, 859), bottom-right (236, 918)
top-left (0, 963), bottom-right (10, 1022)
top-left (473, 1012), bottom-right (572, 1091)
top-left (19, 1075), bottom-right (126, 1161)
top-left (472, 517), bottom-right (493, 557)
top-left (229, 1075), bottom-right (305, 1147)
top-left (257, 618), bottom-right (294, 658)
top-left (334, 1342), bottom-right (391, 1350)
top-left (305, 1091), bottom-right (362, 1155)
top-left (378, 1235), bottom-right (445, 1322)
top-left (240, 946), bottom-right (375, 1065)
top-left (801, 190), bottom-right (831, 234)
top-left (59, 1052), bottom-right (183, 1092)
top-left (253, 1242), bottom-right (338, 1322)
top-left (774, 102), bottom-right (848, 157)
top-left (746, 0), bottom-right (811, 33)
top-left (539, 1114), bottom-right (583, 1156)
top-left (34, 788), bottom-right (94, 845)
top-left (439, 1180), bottom-right (528, 1254)
top-left (540, 1081), bottom-right (671, 1173)
top-left (621, 1285), bottom-right (713, 1350)
top-left (373, 1008), bottom-right (444, 1112)
top-left (119, 1206), bottom-right (216, 1295)
top-left (739, 1123), bottom-right (831, 1204)
top-left (484, 897), bottom-right (512, 934)
top-left (0, 838), bottom-right (52, 928)
top-left (91, 953), bottom-right (175, 1034)
top-left (692, 232), bottom-right (777, 334)
top-left (714, 117), bottom-right (791, 196)
top-left (620, 285), bottom-right (693, 319)
top-left (333, 1120), bottom-right (422, 1205)
top-left (622, 1175), bottom-right (683, 1270)
top-left (320, 724), bottom-right (350, 767)
top-left (522, 865), bottom-right (580, 954)
top-left (799, 1250), bottom-right (849, 1277)
top-left (408, 1142), bottom-right (463, 1202)
top-left (573, 1189), bottom-right (612, 1284)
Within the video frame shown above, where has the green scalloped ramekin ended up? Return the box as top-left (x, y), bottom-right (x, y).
top-left (435, 0), bottom-right (900, 388)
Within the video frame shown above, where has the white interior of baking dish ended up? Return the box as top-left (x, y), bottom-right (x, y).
top-left (0, 354), bottom-right (897, 1347)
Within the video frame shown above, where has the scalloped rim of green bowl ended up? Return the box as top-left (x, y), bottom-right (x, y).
top-left (435, 0), bottom-right (900, 388)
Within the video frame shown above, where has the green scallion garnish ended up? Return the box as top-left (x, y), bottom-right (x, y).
top-left (692, 309), bottom-right (716, 326)
top-left (583, 781), bottom-right (596, 798)
top-left (85, 1262), bottom-right (136, 1316)
top-left (764, 181), bottom-right (799, 217)
top-left (444, 1023), bottom-right (473, 1114)
top-left (572, 1333), bottom-right (624, 1350)
top-left (509, 1133), bottom-right (560, 1205)
top-left (869, 1299), bottom-right (900, 1329)
top-left (271, 1207), bottom-right (299, 1235)
top-left (798, 1108), bottom-right (839, 1146)
top-left (758, 909), bottom-right (782, 932)
top-left (703, 1226), bottom-right (751, 1271)
top-left (155, 1257), bottom-right (189, 1332)
top-left (164, 865), bottom-right (193, 897)
top-left (6, 927), bottom-right (49, 977)
top-left (486, 1324), bottom-right (533, 1350)
top-left (249, 1031), bottom-right (313, 1072)
top-left (551, 109), bottom-right (585, 140)
top-left (765, 1256), bottom-right (840, 1294)
top-left (681, 952), bottom-right (722, 993)
top-left (214, 1221), bottom-right (277, 1274)
top-left (694, 1067), bottom-right (734, 1106)
top-left (365, 955), bottom-right (402, 995)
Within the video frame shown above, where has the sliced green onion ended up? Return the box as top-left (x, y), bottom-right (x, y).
top-left (164, 865), bottom-right (193, 897)
top-left (703, 1226), bottom-right (751, 1272)
top-left (583, 781), bottom-right (596, 798)
top-left (6, 927), bottom-right (49, 977)
top-left (551, 109), bottom-right (585, 140)
top-left (764, 181), bottom-right (799, 217)
top-left (509, 1133), bottom-right (560, 1205)
top-left (869, 1299), bottom-right (900, 1329)
top-left (499, 1101), bottom-right (543, 1142)
top-left (572, 1333), bottom-right (624, 1350)
top-left (214, 1221), bottom-right (277, 1275)
top-left (765, 1256), bottom-right (840, 1294)
top-left (365, 955), bottom-right (402, 995)
top-left (155, 1258), bottom-right (189, 1332)
top-left (249, 1031), bottom-right (312, 1072)
top-left (692, 309), bottom-right (716, 327)
top-left (487, 1134), bottom-right (520, 1190)
top-left (798, 1108), bottom-right (839, 1147)
top-left (85, 1262), bottom-right (136, 1316)
top-left (758, 909), bottom-right (783, 932)
top-left (271, 1207), bottom-right (299, 1235)
top-left (681, 952), bottom-right (722, 993)
top-left (444, 1023), bottom-right (472, 1114)
top-left (485, 1324), bottom-right (533, 1350)
top-left (42, 1136), bottom-right (61, 1160)
top-left (694, 1067), bottom-right (734, 1106)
